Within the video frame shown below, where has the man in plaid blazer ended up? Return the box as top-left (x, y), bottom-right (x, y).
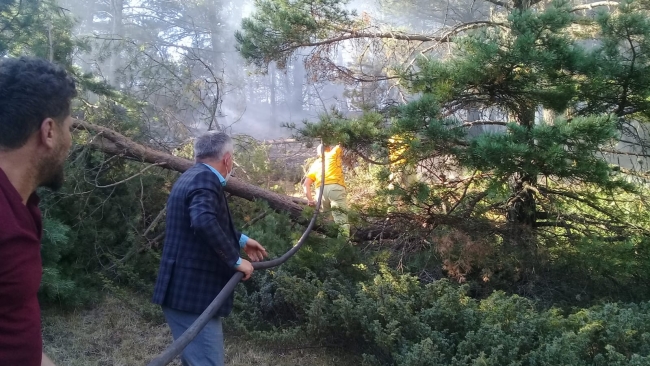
top-left (153, 131), bottom-right (267, 366)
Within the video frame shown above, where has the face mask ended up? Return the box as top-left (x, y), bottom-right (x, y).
top-left (225, 167), bottom-right (232, 184)
top-left (223, 158), bottom-right (233, 185)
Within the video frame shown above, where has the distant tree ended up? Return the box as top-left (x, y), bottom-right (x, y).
top-left (0, 0), bottom-right (79, 64)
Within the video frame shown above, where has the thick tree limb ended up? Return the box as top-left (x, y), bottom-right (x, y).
top-left (73, 119), bottom-right (307, 216)
top-left (481, 0), bottom-right (545, 10)
top-left (482, 0), bottom-right (616, 11)
top-left (570, 1), bottom-right (619, 12)
top-left (287, 21), bottom-right (505, 51)
top-left (599, 148), bottom-right (650, 158)
top-left (459, 120), bottom-right (509, 128)
top-left (72, 119), bottom-right (403, 241)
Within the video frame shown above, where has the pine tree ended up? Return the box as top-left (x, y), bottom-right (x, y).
top-left (238, 0), bottom-right (650, 292)
top-left (0, 0), bottom-right (79, 64)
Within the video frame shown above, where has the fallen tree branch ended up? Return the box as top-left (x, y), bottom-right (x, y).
top-left (72, 119), bottom-right (402, 241)
top-left (73, 119), bottom-right (308, 219)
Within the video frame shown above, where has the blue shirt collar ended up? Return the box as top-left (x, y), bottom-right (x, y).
top-left (201, 163), bottom-right (227, 186)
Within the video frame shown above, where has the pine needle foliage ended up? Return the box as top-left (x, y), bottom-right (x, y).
top-left (239, 0), bottom-right (650, 300)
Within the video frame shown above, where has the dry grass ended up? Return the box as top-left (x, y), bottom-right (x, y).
top-left (42, 296), bottom-right (358, 366)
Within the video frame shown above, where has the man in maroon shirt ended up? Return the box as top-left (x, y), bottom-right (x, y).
top-left (0, 57), bottom-right (77, 366)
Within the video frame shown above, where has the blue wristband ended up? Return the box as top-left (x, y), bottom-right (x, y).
top-left (239, 234), bottom-right (249, 248)
top-left (235, 257), bottom-right (242, 267)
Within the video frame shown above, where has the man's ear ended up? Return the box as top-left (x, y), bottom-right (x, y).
top-left (224, 151), bottom-right (233, 165)
top-left (39, 118), bottom-right (57, 149)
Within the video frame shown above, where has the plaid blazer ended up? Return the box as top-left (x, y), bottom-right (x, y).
top-left (152, 163), bottom-right (242, 317)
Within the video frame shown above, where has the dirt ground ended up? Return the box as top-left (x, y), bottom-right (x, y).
top-left (42, 296), bottom-right (357, 366)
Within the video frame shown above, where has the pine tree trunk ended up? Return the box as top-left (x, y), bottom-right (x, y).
top-left (109, 0), bottom-right (124, 86)
top-left (292, 58), bottom-right (304, 112)
top-left (506, 106), bottom-right (537, 228)
top-left (542, 108), bottom-right (556, 125)
top-left (284, 68), bottom-right (291, 111)
top-left (207, 0), bottom-right (224, 73)
top-left (270, 62), bottom-right (277, 123)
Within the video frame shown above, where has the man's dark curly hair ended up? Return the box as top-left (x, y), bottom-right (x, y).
top-left (0, 56), bottom-right (77, 150)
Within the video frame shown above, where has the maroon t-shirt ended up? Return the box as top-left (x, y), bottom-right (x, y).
top-left (0, 168), bottom-right (43, 366)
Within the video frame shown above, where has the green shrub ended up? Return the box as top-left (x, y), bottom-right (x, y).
top-left (39, 217), bottom-right (89, 307)
top-left (229, 239), bottom-right (650, 366)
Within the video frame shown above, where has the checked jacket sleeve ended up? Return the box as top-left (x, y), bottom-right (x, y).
top-left (187, 174), bottom-right (240, 268)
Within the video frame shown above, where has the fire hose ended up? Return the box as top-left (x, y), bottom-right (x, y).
top-left (147, 142), bottom-right (327, 366)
